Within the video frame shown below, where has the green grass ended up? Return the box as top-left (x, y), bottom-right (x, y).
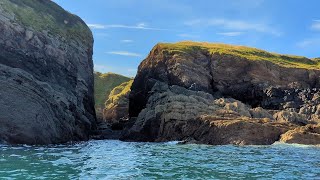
top-left (156, 41), bottom-right (320, 69)
top-left (2, 0), bottom-right (92, 46)
top-left (94, 72), bottom-right (131, 110)
top-left (105, 80), bottom-right (133, 109)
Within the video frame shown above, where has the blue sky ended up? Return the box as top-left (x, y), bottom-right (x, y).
top-left (53, 0), bottom-right (320, 77)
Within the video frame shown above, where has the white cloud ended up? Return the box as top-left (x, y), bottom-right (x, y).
top-left (216, 31), bottom-right (243, 36)
top-left (311, 20), bottom-right (320, 31)
top-left (107, 51), bottom-right (141, 57)
top-left (88, 22), bottom-right (171, 31)
top-left (185, 18), bottom-right (281, 36)
top-left (121, 39), bottom-right (134, 43)
top-left (88, 24), bottom-right (106, 29)
top-left (297, 38), bottom-right (320, 48)
top-left (178, 34), bottom-right (200, 38)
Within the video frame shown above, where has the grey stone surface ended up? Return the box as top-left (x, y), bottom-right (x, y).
top-left (0, 0), bottom-right (96, 144)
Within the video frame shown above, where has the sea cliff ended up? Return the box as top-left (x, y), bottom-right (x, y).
top-left (121, 42), bottom-right (320, 145)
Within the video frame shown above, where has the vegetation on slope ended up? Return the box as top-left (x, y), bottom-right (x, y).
top-left (1, 0), bottom-right (92, 45)
top-left (157, 41), bottom-right (320, 69)
top-left (94, 72), bottom-right (131, 111)
top-left (105, 80), bottom-right (133, 109)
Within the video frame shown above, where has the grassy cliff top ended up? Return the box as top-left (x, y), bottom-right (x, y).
top-left (106, 80), bottom-right (133, 109)
top-left (2, 0), bottom-right (92, 46)
top-left (157, 41), bottom-right (319, 69)
top-left (94, 72), bottom-right (131, 109)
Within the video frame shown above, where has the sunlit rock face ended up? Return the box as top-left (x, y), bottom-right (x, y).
top-left (123, 42), bottom-right (320, 145)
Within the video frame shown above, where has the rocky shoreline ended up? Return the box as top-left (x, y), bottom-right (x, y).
top-left (0, 1), bottom-right (319, 146)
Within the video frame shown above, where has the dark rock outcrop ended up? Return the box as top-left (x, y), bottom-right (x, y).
top-left (0, 0), bottom-right (96, 144)
top-left (121, 82), bottom-right (297, 145)
top-left (123, 42), bottom-right (320, 145)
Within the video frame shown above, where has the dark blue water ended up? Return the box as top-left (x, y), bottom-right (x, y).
top-left (0, 140), bottom-right (319, 179)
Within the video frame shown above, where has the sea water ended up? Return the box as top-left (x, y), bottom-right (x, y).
top-left (0, 140), bottom-right (319, 179)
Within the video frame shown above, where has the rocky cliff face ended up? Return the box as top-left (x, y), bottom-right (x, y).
top-left (122, 82), bottom-right (297, 145)
top-left (123, 42), bottom-right (320, 145)
top-left (130, 42), bottom-right (320, 118)
top-left (0, 0), bottom-right (96, 144)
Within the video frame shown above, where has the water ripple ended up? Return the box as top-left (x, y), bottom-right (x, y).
top-left (0, 140), bottom-right (319, 179)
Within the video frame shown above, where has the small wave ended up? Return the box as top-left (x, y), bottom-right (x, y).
top-left (273, 141), bottom-right (320, 148)
top-left (164, 141), bottom-right (181, 145)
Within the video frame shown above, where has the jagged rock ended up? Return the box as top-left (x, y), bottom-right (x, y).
top-left (249, 107), bottom-right (274, 119)
top-left (273, 111), bottom-right (308, 125)
top-left (0, 0), bottom-right (96, 144)
top-left (121, 82), bottom-right (296, 145)
top-left (280, 124), bottom-right (320, 145)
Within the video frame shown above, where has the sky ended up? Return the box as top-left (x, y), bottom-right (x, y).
top-left (53, 0), bottom-right (320, 77)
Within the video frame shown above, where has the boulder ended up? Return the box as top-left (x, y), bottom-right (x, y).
top-left (280, 125), bottom-right (320, 145)
top-left (273, 111), bottom-right (308, 125)
top-left (249, 107), bottom-right (274, 119)
top-left (0, 0), bottom-right (96, 144)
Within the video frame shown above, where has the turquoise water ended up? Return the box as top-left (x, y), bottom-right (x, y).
top-left (0, 140), bottom-right (319, 179)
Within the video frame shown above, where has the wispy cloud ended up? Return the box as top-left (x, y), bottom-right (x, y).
top-left (88, 22), bottom-right (171, 31)
top-left (121, 39), bottom-right (134, 43)
top-left (185, 18), bottom-right (281, 36)
top-left (107, 51), bottom-right (141, 57)
top-left (178, 34), bottom-right (200, 38)
top-left (297, 38), bottom-right (320, 48)
top-left (88, 24), bottom-right (106, 29)
top-left (216, 31), bottom-right (243, 36)
top-left (311, 20), bottom-right (320, 31)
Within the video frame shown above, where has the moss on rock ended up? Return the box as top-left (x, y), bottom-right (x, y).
top-left (1, 0), bottom-right (92, 46)
top-left (105, 80), bottom-right (133, 109)
top-left (157, 41), bottom-right (320, 69)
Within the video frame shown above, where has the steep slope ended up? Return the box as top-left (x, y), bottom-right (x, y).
top-left (104, 80), bottom-right (133, 123)
top-left (123, 41), bottom-right (320, 145)
top-left (0, 0), bottom-right (96, 144)
top-left (94, 72), bottom-right (131, 119)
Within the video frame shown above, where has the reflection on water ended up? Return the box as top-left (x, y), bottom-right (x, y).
top-left (0, 140), bottom-right (319, 179)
